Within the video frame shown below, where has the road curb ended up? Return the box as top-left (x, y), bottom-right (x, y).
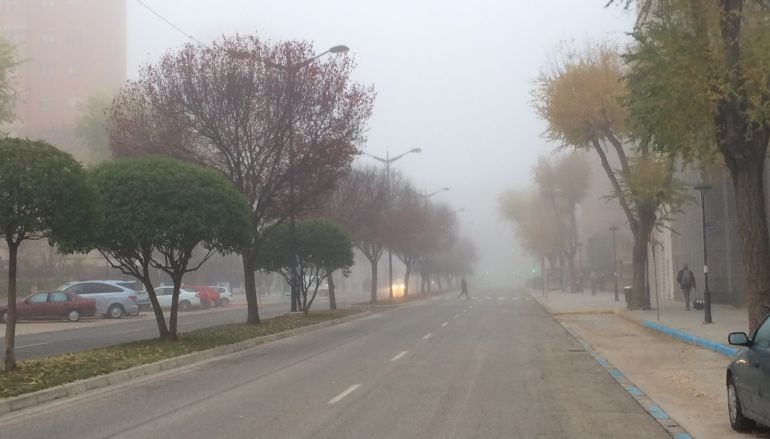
top-left (557, 320), bottom-right (693, 439)
top-left (642, 318), bottom-right (737, 357)
top-left (0, 310), bottom-right (371, 416)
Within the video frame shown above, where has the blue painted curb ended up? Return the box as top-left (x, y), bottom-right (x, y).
top-left (643, 320), bottom-right (738, 357)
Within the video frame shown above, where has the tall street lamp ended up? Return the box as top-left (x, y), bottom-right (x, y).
top-left (363, 148), bottom-right (422, 299)
top-left (610, 225), bottom-right (619, 302)
top-left (695, 183), bottom-right (713, 324)
top-left (424, 187), bottom-right (450, 198)
top-left (263, 44), bottom-right (349, 312)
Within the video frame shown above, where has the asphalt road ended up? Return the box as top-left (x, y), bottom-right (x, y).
top-left (3, 297), bottom-right (313, 360)
top-left (0, 288), bottom-right (669, 439)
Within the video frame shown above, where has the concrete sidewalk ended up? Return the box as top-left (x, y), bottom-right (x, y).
top-left (530, 287), bottom-right (768, 438)
top-left (533, 288), bottom-right (748, 349)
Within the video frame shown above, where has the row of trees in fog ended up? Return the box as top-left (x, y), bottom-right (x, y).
top-left (502, 1), bottom-right (770, 331)
top-left (499, 153), bottom-right (590, 294)
top-left (0, 35), bottom-right (476, 370)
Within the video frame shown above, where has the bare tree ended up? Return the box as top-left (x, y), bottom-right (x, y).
top-left (109, 35), bottom-right (374, 323)
top-left (318, 166), bottom-right (389, 304)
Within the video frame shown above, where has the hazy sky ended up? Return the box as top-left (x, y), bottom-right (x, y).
top-left (128, 0), bottom-right (635, 285)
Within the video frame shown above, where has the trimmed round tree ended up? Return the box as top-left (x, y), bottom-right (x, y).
top-left (90, 156), bottom-right (251, 340)
top-left (0, 137), bottom-right (95, 371)
top-left (256, 219), bottom-right (353, 315)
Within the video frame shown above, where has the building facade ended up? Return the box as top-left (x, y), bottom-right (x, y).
top-left (0, 0), bottom-right (126, 145)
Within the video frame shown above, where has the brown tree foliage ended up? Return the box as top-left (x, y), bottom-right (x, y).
top-left (317, 166), bottom-right (389, 304)
top-left (109, 35), bottom-right (374, 323)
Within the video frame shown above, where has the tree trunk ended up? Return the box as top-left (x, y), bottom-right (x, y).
top-left (565, 251), bottom-right (577, 293)
top-left (167, 274), bottom-right (183, 341)
top-left (730, 159), bottom-right (770, 331)
top-left (368, 256), bottom-right (378, 304)
top-left (630, 212), bottom-right (654, 310)
top-left (326, 268), bottom-right (336, 310)
top-left (141, 276), bottom-right (168, 339)
top-left (3, 241), bottom-right (19, 371)
top-left (242, 252), bottom-right (260, 324)
top-left (403, 262), bottom-right (412, 297)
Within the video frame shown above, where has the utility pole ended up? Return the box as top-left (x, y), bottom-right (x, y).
top-left (695, 183), bottom-right (713, 324)
top-left (610, 225), bottom-right (619, 302)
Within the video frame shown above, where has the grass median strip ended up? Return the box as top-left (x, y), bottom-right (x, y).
top-left (0, 308), bottom-right (362, 399)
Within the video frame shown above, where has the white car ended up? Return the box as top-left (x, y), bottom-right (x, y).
top-left (58, 280), bottom-right (140, 318)
top-left (136, 286), bottom-right (201, 311)
top-left (210, 286), bottom-right (233, 306)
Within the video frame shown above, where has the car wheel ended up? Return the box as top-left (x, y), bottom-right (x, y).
top-left (67, 309), bottom-right (81, 322)
top-left (179, 300), bottom-right (191, 311)
top-left (728, 377), bottom-right (754, 432)
top-left (107, 304), bottom-right (125, 319)
top-left (218, 298), bottom-right (230, 307)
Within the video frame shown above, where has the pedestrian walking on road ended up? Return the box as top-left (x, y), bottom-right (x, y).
top-left (676, 264), bottom-right (696, 310)
top-left (459, 278), bottom-right (469, 299)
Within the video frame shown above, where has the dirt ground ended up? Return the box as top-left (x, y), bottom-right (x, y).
top-left (559, 313), bottom-right (770, 439)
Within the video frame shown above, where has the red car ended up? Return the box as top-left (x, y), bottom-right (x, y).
top-left (183, 285), bottom-right (221, 308)
top-left (0, 291), bottom-right (96, 322)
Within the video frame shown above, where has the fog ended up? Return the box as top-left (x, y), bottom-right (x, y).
top-left (128, 0), bottom-right (634, 287)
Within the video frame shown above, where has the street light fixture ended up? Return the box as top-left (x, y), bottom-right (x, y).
top-left (424, 187), bottom-right (450, 198)
top-left (695, 183), bottom-right (713, 324)
top-left (362, 148), bottom-right (422, 300)
top-left (610, 225), bottom-right (619, 302)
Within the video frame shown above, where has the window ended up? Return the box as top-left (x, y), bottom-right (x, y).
top-left (39, 64), bottom-right (56, 78)
top-left (156, 287), bottom-right (171, 296)
top-left (39, 97), bottom-right (53, 112)
top-left (84, 283), bottom-right (123, 294)
top-left (65, 64), bottom-right (80, 76)
top-left (28, 293), bottom-right (48, 304)
top-left (64, 283), bottom-right (85, 294)
top-left (116, 282), bottom-right (137, 291)
top-left (64, 31), bottom-right (83, 45)
top-left (753, 317), bottom-right (770, 348)
top-left (50, 292), bottom-right (69, 302)
top-left (40, 32), bottom-right (56, 45)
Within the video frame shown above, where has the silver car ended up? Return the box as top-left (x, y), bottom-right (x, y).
top-left (57, 280), bottom-right (140, 319)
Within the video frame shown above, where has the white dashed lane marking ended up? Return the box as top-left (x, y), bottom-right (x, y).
top-left (329, 384), bottom-right (362, 405)
top-left (390, 351), bottom-right (408, 362)
top-left (422, 333), bottom-right (432, 340)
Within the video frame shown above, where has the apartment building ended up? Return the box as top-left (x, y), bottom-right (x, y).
top-left (0, 0), bottom-right (126, 146)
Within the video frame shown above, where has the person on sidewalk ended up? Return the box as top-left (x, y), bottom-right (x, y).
top-left (459, 278), bottom-right (469, 299)
top-left (676, 264), bottom-right (696, 310)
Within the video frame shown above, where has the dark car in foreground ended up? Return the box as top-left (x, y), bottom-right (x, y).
top-left (727, 315), bottom-right (770, 431)
top-left (0, 291), bottom-right (96, 322)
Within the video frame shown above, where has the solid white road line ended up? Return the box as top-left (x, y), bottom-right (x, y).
top-left (328, 384), bottom-right (362, 405)
top-left (422, 333), bottom-right (432, 340)
top-left (441, 322), bottom-right (448, 327)
top-left (391, 351), bottom-right (408, 362)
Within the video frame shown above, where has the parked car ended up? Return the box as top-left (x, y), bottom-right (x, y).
top-left (183, 285), bottom-right (220, 308)
top-left (57, 280), bottom-right (140, 319)
top-left (136, 286), bottom-right (201, 311)
top-left (727, 316), bottom-right (770, 431)
top-left (210, 286), bottom-right (233, 306)
top-left (0, 291), bottom-right (96, 322)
